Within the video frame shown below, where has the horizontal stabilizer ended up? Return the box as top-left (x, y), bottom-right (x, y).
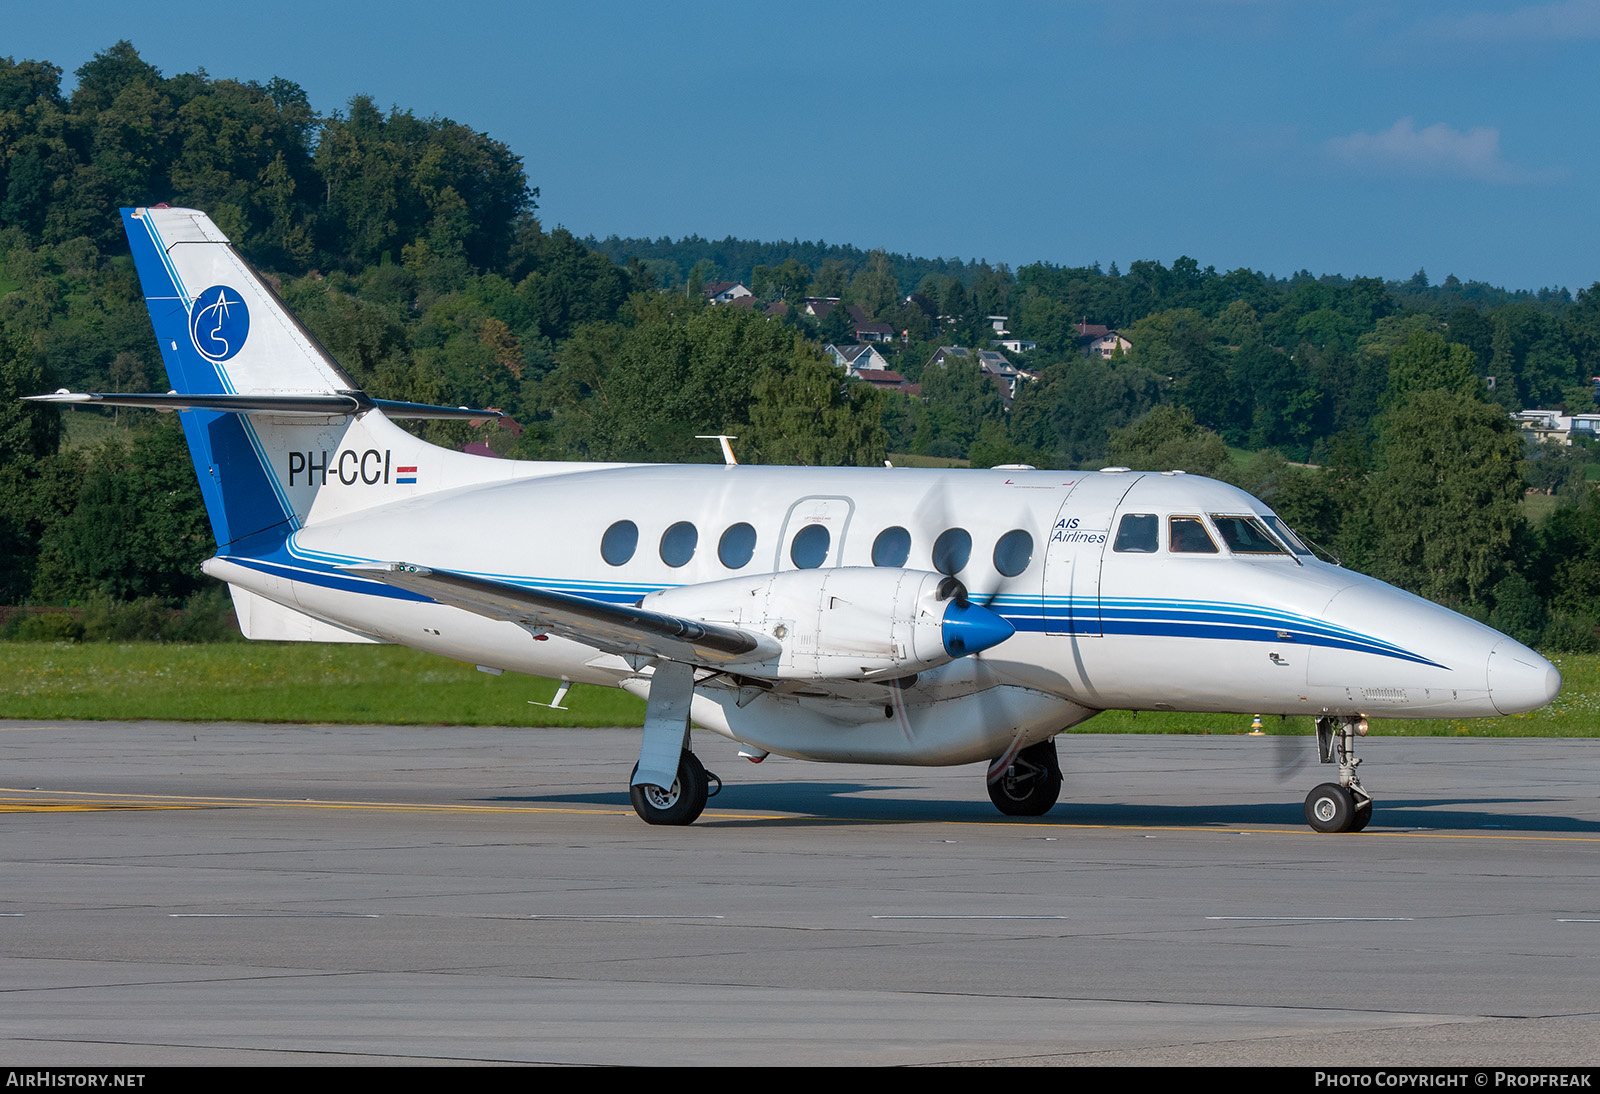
top-left (346, 562), bottom-right (782, 667)
top-left (25, 390), bottom-right (500, 420)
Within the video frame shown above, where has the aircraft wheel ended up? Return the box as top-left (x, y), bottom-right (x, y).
top-left (1349, 798), bottom-right (1373, 833)
top-left (630, 752), bottom-right (709, 826)
top-left (1305, 782), bottom-right (1355, 833)
top-left (987, 740), bottom-right (1063, 817)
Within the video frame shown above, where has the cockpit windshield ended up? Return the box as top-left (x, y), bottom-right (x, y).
top-left (1259, 514), bottom-right (1314, 558)
top-left (1209, 515), bottom-right (1289, 555)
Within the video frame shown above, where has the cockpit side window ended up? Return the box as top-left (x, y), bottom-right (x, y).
top-left (1210, 515), bottom-right (1288, 555)
top-left (1113, 513), bottom-right (1159, 553)
top-left (1168, 515), bottom-right (1219, 554)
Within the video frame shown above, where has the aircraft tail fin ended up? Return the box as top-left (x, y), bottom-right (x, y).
top-left (115, 206), bottom-right (507, 555)
top-left (122, 206), bottom-right (360, 398)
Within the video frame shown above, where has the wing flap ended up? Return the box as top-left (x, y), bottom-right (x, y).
top-left (345, 562), bottom-right (781, 667)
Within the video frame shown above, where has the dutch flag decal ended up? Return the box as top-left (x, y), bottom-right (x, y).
top-left (396, 465), bottom-right (418, 485)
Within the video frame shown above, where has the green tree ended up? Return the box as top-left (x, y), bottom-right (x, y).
top-left (1522, 439), bottom-right (1589, 500)
top-left (913, 355), bottom-right (1004, 459)
top-left (543, 296), bottom-right (883, 466)
top-left (1254, 463), bottom-right (1344, 555)
top-left (810, 259), bottom-right (848, 299)
top-left (34, 417), bottom-right (210, 601)
top-left (1364, 390), bottom-right (1524, 609)
top-left (0, 321), bottom-right (62, 599)
top-left (1107, 404), bottom-right (1231, 479)
top-left (847, 249), bottom-right (898, 319)
top-left (1232, 340), bottom-right (1319, 457)
top-left (1529, 492), bottom-right (1600, 649)
top-left (1015, 356), bottom-right (1160, 465)
top-left (1385, 330), bottom-right (1482, 406)
top-left (749, 349), bottom-right (886, 466)
top-left (815, 301), bottom-right (856, 346)
top-left (1127, 308), bottom-right (1231, 430)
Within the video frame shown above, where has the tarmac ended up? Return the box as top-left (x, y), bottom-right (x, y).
top-left (2, 720), bottom-right (1598, 1065)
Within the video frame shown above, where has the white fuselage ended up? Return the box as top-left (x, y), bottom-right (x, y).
top-left (206, 456), bottom-right (1561, 768)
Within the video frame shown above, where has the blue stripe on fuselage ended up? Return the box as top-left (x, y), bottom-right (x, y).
top-left (227, 536), bottom-right (1446, 668)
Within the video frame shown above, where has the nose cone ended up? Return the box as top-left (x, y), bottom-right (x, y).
top-left (1487, 639), bottom-right (1561, 715)
top-left (942, 599), bottom-right (1016, 658)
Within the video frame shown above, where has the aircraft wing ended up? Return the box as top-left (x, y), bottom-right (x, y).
top-left (345, 562), bottom-right (781, 667)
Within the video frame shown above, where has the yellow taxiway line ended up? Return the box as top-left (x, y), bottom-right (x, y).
top-left (3, 786), bottom-right (1599, 841)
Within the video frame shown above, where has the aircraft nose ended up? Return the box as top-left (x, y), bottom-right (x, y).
top-left (1487, 639), bottom-right (1561, 715)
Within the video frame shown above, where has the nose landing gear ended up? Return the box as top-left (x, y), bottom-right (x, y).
top-left (1305, 715), bottom-right (1372, 833)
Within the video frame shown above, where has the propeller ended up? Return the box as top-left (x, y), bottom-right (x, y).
top-left (909, 479), bottom-right (1036, 610)
top-left (902, 478), bottom-right (1038, 765)
top-left (1273, 718), bottom-right (1312, 782)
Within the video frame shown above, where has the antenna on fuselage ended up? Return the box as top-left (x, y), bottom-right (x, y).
top-left (695, 435), bottom-right (739, 466)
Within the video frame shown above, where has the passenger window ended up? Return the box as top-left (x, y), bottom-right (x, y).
top-left (932, 528), bottom-right (972, 575)
top-left (992, 529), bottom-right (1033, 577)
top-left (791, 524), bottom-right (831, 569)
top-left (1210, 515), bottom-right (1287, 555)
top-left (1113, 513), bottom-right (1158, 553)
top-left (872, 526), bottom-right (911, 567)
top-left (1168, 516), bottom-right (1218, 554)
top-left (718, 522), bottom-right (757, 569)
top-left (600, 520), bottom-right (638, 566)
top-left (659, 521), bottom-right (698, 567)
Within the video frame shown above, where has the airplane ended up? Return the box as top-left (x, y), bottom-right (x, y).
top-left (28, 206), bottom-right (1562, 831)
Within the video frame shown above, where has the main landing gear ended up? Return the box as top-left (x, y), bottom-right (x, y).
top-left (630, 660), bottom-right (720, 826)
top-left (630, 751), bottom-right (720, 826)
top-left (1304, 715), bottom-right (1373, 833)
top-left (987, 739), bottom-right (1063, 816)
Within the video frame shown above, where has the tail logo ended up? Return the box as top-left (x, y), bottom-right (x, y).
top-left (189, 285), bottom-right (251, 362)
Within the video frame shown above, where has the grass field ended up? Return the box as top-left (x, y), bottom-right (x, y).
top-left (0, 642), bottom-right (644, 726)
top-left (0, 642), bottom-right (1594, 737)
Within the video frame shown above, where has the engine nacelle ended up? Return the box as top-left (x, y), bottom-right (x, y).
top-left (642, 567), bottom-right (1014, 681)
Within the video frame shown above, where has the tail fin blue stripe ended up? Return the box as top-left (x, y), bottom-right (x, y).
top-left (122, 208), bottom-right (295, 550)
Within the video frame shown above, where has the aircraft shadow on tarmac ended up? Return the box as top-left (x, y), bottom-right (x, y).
top-left (485, 785), bottom-right (1600, 832)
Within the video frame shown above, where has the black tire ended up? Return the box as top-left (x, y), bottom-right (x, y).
top-left (987, 740), bottom-right (1063, 817)
top-left (630, 751), bottom-right (709, 826)
top-left (1305, 782), bottom-right (1355, 833)
top-left (1349, 798), bottom-right (1373, 833)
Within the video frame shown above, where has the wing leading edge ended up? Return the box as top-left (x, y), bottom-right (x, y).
top-left (345, 562), bottom-right (782, 667)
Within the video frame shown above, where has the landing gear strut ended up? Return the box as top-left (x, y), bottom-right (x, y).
top-left (629, 659), bottom-right (721, 826)
top-left (987, 739), bottom-right (1063, 817)
top-left (1305, 715), bottom-right (1372, 833)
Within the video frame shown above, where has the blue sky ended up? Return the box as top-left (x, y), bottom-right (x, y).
top-left (13, 1), bottom-right (1600, 291)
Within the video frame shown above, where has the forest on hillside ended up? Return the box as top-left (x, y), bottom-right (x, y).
top-left (1, 42), bottom-right (1597, 654)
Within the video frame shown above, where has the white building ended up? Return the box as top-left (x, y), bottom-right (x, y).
top-left (703, 281), bottom-right (753, 304)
